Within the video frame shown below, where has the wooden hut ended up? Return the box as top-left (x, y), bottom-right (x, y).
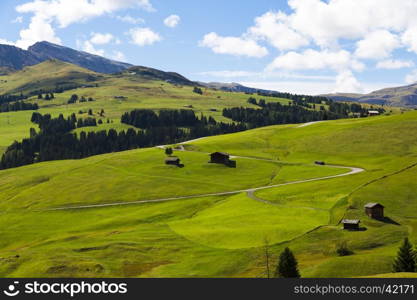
top-left (165, 156), bottom-right (181, 167)
top-left (342, 219), bottom-right (360, 230)
top-left (364, 203), bottom-right (385, 219)
top-left (209, 152), bottom-right (236, 168)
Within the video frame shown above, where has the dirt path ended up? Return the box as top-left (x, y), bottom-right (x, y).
top-left (46, 151), bottom-right (365, 211)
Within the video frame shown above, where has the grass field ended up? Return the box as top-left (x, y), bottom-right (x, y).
top-left (0, 61), bottom-right (416, 278)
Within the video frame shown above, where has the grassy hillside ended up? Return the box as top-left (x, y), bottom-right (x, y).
top-left (0, 110), bottom-right (416, 278)
top-left (0, 60), bottom-right (292, 153)
top-left (0, 60), bottom-right (103, 96)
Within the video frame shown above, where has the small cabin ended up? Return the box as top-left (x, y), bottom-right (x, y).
top-left (368, 110), bottom-right (380, 116)
top-left (342, 219), bottom-right (360, 230)
top-left (165, 156), bottom-right (181, 167)
top-left (365, 203), bottom-right (385, 219)
top-left (209, 152), bottom-right (236, 168)
top-left (315, 161), bottom-right (326, 166)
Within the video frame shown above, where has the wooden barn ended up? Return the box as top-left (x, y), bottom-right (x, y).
top-left (342, 219), bottom-right (360, 230)
top-left (209, 152), bottom-right (236, 168)
top-left (165, 156), bottom-right (181, 167)
top-left (365, 203), bottom-right (385, 219)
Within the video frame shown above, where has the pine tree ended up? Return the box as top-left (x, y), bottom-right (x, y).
top-left (165, 147), bottom-right (173, 156)
top-left (393, 238), bottom-right (416, 273)
top-left (275, 248), bottom-right (300, 278)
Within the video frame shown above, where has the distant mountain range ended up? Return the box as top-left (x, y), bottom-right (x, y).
top-left (198, 82), bottom-right (279, 95)
top-left (0, 41), bottom-right (132, 74)
top-left (323, 84), bottom-right (417, 107)
top-left (1, 41), bottom-right (417, 107)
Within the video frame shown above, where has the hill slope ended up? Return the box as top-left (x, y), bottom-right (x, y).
top-left (324, 83), bottom-right (417, 107)
top-left (0, 41), bottom-right (132, 74)
top-left (0, 60), bottom-right (103, 96)
top-left (0, 111), bottom-right (415, 277)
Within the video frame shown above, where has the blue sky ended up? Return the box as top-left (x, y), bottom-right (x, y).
top-left (1, 0), bottom-right (417, 95)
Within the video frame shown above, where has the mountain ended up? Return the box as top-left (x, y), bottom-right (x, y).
top-left (28, 42), bottom-right (132, 74)
top-left (123, 66), bottom-right (196, 86)
top-left (323, 83), bottom-right (417, 107)
top-left (0, 44), bottom-right (43, 70)
top-left (0, 41), bottom-right (132, 74)
top-left (199, 82), bottom-right (280, 94)
top-left (0, 60), bottom-right (102, 96)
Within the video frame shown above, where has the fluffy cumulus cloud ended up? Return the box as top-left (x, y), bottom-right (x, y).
top-left (90, 33), bottom-right (116, 45)
top-left (200, 32), bottom-right (268, 58)
top-left (355, 30), bottom-right (400, 59)
top-left (14, 0), bottom-right (155, 49)
top-left (405, 69), bottom-right (417, 84)
top-left (201, 0), bottom-right (417, 93)
top-left (267, 49), bottom-right (364, 72)
top-left (164, 15), bottom-right (181, 28)
top-left (248, 11), bottom-right (308, 51)
top-left (129, 27), bottom-right (161, 46)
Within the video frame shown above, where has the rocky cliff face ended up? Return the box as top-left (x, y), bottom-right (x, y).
top-left (0, 41), bottom-right (132, 74)
top-left (0, 44), bottom-right (43, 70)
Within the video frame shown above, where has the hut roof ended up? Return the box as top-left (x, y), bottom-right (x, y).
top-left (342, 219), bottom-right (360, 225)
top-left (165, 156), bottom-right (180, 162)
top-left (364, 203), bottom-right (384, 209)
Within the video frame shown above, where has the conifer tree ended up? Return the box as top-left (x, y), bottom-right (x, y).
top-left (393, 238), bottom-right (416, 273)
top-left (275, 248), bottom-right (300, 278)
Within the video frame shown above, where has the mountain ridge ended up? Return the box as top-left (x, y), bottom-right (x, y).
top-left (0, 41), bottom-right (132, 74)
top-left (323, 83), bottom-right (417, 107)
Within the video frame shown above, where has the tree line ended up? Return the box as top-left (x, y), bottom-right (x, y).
top-left (0, 101), bottom-right (38, 113)
top-left (225, 98), bottom-right (374, 128)
top-left (0, 109), bottom-right (246, 170)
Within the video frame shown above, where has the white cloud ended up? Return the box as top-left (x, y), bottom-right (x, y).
top-left (129, 27), bottom-right (161, 46)
top-left (79, 40), bottom-right (105, 56)
top-left (164, 15), bottom-right (180, 28)
top-left (402, 26), bottom-right (417, 54)
top-left (111, 51), bottom-right (127, 62)
top-left (116, 15), bottom-right (145, 25)
top-left (0, 38), bottom-right (15, 46)
top-left (376, 59), bottom-right (414, 69)
top-left (405, 69), bottom-right (417, 84)
top-left (267, 49), bottom-right (364, 72)
top-left (16, 16), bottom-right (62, 49)
top-left (333, 71), bottom-right (363, 93)
top-left (14, 0), bottom-right (155, 49)
top-left (200, 32), bottom-right (268, 58)
top-left (355, 30), bottom-right (400, 59)
top-left (12, 16), bottom-right (23, 24)
top-left (248, 11), bottom-right (308, 51)
top-left (90, 32), bottom-right (115, 45)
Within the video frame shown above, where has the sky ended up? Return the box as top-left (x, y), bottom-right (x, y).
top-left (1, 0), bottom-right (417, 95)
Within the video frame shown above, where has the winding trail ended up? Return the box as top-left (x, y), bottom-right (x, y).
top-left (46, 121), bottom-right (364, 211)
top-left (46, 158), bottom-right (364, 212)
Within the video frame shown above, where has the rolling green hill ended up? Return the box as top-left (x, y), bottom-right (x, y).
top-left (0, 107), bottom-right (415, 278)
top-left (0, 60), bottom-right (103, 96)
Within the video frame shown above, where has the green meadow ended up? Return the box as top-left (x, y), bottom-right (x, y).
top-left (0, 61), bottom-right (416, 278)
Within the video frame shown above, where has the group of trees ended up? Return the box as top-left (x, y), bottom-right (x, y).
top-left (37, 93), bottom-right (55, 100)
top-left (224, 102), bottom-right (339, 128)
top-left (193, 87), bottom-right (203, 95)
top-left (122, 109), bottom-right (247, 139)
top-left (0, 109), bottom-right (248, 170)
top-left (0, 101), bottom-right (38, 113)
top-left (67, 94), bottom-right (95, 104)
top-left (226, 97), bottom-right (375, 128)
top-left (0, 94), bottom-right (27, 105)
